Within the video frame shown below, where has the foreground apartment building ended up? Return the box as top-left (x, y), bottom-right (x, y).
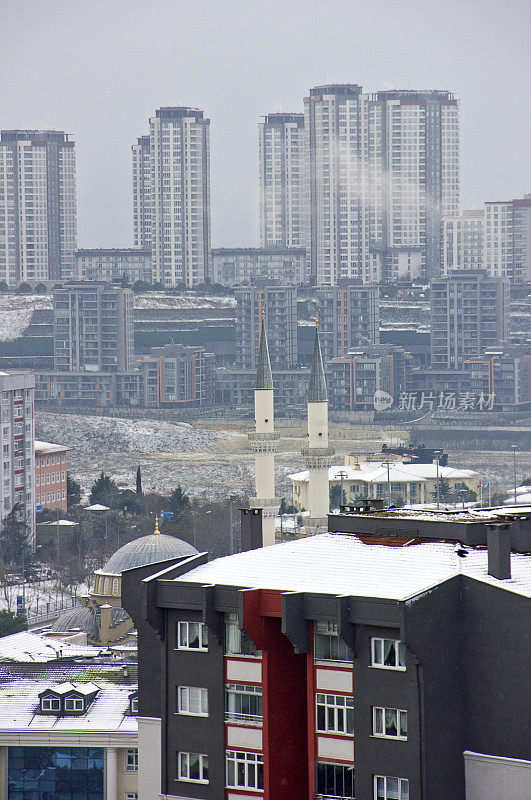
top-left (123, 506), bottom-right (531, 800)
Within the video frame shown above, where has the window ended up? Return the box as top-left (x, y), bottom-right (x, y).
top-left (316, 693), bottom-right (354, 734)
top-left (125, 794), bottom-right (138, 800)
top-left (177, 686), bottom-right (208, 716)
top-left (125, 749), bottom-right (138, 772)
top-left (130, 696), bottom-right (138, 714)
top-left (65, 697), bottom-right (84, 711)
top-left (314, 621), bottom-right (352, 662)
top-left (374, 775), bottom-right (409, 799)
top-left (226, 683), bottom-right (262, 723)
top-left (178, 752), bottom-right (209, 783)
top-left (41, 697), bottom-right (60, 711)
top-left (371, 638), bottom-right (406, 670)
top-left (177, 620), bottom-right (208, 650)
top-left (226, 750), bottom-right (263, 790)
top-left (225, 612), bottom-right (260, 656)
top-left (373, 707), bottom-right (408, 740)
top-left (316, 762), bottom-right (355, 799)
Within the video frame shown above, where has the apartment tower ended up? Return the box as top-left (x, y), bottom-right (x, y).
top-left (0, 130), bottom-right (77, 284)
top-left (442, 210), bottom-right (484, 274)
top-left (234, 284), bottom-right (298, 370)
top-left (132, 107), bottom-right (211, 287)
top-left (259, 113), bottom-right (305, 252)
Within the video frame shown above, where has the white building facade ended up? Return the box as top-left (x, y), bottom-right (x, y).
top-left (0, 372), bottom-right (35, 548)
top-left (0, 130), bottom-right (77, 285)
top-left (442, 210), bottom-right (484, 274)
top-left (132, 107), bottom-right (211, 287)
top-left (259, 113), bottom-right (306, 251)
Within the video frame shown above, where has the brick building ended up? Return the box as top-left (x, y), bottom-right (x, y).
top-left (35, 441), bottom-right (72, 511)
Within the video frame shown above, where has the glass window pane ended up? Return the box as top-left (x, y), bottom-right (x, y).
top-left (189, 623), bottom-right (200, 648)
top-left (202, 756), bottom-right (208, 782)
top-left (400, 711), bottom-right (408, 737)
top-left (257, 760), bottom-right (264, 790)
top-left (398, 642), bottom-right (406, 667)
top-left (400, 778), bottom-right (409, 800)
top-left (179, 753), bottom-right (187, 778)
top-left (237, 761), bottom-right (246, 787)
top-left (376, 776), bottom-right (385, 800)
top-left (387, 777), bottom-right (400, 799)
top-left (374, 707), bottom-right (383, 734)
top-left (373, 638), bottom-right (382, 663)
top-left (384, 640), bottom-right (396, 666)
top-left (385, 708), bottom-right (398, 736)
top-left (189, 753), bottom-right (200, 780)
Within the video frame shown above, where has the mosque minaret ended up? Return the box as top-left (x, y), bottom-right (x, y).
top-left (303, 321), bottom-right (334, 522)
top-left (248, 317), bottom-right (280, 546)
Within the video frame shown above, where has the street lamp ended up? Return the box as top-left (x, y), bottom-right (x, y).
top-left (336, 471), bottom-right (349, 510)
top-left (511, 445), bottom-right (517, 504)
top-left (434, 450), bottom-right (443, 510)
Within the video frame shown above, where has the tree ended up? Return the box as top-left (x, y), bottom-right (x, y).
top-left (329, 484), bottom-right (346, 510)
top-left (168, 485), bottom-right (190, 522)
top-left (0, 609), bottom-right (27, 637)
top-left (113, 489), bottom-right (143, 516)
top-left (136, 466), bottom-right (143, 496)
top-left (431, 478), bottom-right (452, 502)
top-left (89, 472), bottom-right (119, 507)
top-left (453, 482), bottom-right (477, 503)
top-left (67, 474), bottom-right (82, 508)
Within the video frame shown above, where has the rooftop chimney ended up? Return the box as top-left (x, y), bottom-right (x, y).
top-left (487, 524), bottom-right (511, 580)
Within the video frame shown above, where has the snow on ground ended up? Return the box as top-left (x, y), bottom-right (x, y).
top-left (0, 295), bottom-right (51, 341)
top-left (133, 292), bottom-right (235, 309)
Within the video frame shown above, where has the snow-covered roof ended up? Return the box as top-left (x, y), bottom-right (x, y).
top-left (289, 461), bottom-right (478, 484)
top-left (0, 631), bottom-right (104, 663)
top-left (40, 682), bottom-right (100, 697)
top-left (35, 440), bottom-right (73, 454)
top-left (0, 661), bottom-right (137, 734)
top-left (504, 493), bottom-right (531, 505)
top-left (178, 533), bottom-right (531, 600)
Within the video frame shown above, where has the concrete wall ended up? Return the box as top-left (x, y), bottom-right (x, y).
top-left (138, 717), bottom-right (161, 800)
top-left (464, 751), bottom-right (531, 799)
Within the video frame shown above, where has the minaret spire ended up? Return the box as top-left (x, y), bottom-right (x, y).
top-left (302, 320), bottom-right (334, 525)
top-left (248, 315), bottom-right (280, 547)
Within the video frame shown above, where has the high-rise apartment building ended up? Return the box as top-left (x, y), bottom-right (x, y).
top-left (0, 130), bottom-right (77, 285)
top-left (0, 371), bottom-right (35, 548)
top-left (211, 247), bottom-right (306, 286)
top-left (53, 284), bottom-right (134, 372)
top-left (132, 107), bottom-right (211, 287)
top-left (316, 282), bottom-right (380, 363)
top-left (442, 210), bottom-right (484, 273)
top-left (234, 285), bottom-right (298, 370)
top-left (430, 271), bottom-right (509, 369)
top-left (259, 113), bottom-right (305, 251)
top-left (304, 86), bottom-right (459, 285)
top-left (484, 196), bottom-right (531, 283)
top-left (136, 343), bottom-right (215, 407)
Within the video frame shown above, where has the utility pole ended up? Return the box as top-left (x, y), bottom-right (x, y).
top-left (382, 461), bottom-right (392, 508)
top-left (435, 450), bottom-right (442, 510)
top-left (229, 495), bottom-right (237, 554)
top-left (336, 470), bottom-right (349, 509)
top-left (511, 445), bottom-right (517, 504)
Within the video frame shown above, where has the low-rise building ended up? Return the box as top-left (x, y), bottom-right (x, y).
top-left (211, 248), bottom-right (306, 286)
top-left (289, 460), bottom-right (479, 509)
top-left (35, 440), bottom-right (72, 511)
top-left (35, 370), bottom-right (141, 407)
top-left (137, 344), bottom-right (215, 408)
top-left (75, 248), bottom-right (152, 284)
top-left (215, 367), bottom-right (310, 406)
top-left (327, 345), bottom-right (413, 410)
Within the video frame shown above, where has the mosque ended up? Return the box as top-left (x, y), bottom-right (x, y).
top-left (51, 517), bottom-right (198, 646)
top-left (51, 318), bottom-right (330, 643)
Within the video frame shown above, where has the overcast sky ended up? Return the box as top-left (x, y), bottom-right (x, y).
top-left (1, 0), bottom-right (530, 248)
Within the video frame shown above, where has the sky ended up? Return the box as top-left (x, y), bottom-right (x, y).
top-left (1, 0), bottom-right (530, 249)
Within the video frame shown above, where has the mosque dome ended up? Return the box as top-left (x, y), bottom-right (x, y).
top-left (100, 521), bottom-right (198, 575)
top-left (50, 606), bottom-right (99, 639)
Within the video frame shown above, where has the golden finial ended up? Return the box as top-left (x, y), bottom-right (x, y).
top-left (154, 515), bottom-right (160, 534)
top-left (315, 311), bottom-right (319, 331)
top-left (261, 304), bottom-right (265, 321)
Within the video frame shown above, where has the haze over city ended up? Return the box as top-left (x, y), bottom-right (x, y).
top-left (2, 0), bottom-right (530, 247)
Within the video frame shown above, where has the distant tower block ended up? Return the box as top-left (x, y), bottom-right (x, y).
top-left (248, 319), bottom-right (280, 547)
top-left (303, 326), bottom-right (334, 522)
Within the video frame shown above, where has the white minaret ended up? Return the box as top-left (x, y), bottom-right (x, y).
top-left (248, 318), bottom-right (280, 546)
top-left (303, 324), bottom-right (334, 522)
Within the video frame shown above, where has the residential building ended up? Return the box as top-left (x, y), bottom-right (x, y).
top-left (484, 195), bottom-right (531, 283)
top-left (210, 247), bottom-right (306, 286)
top-left (289, 461), bottom-right (478, 509)
top-left (0, 655), bottom-right (138, 800)
top-left (215, 367), bottom-right (310, 406)
top-left (35, 440), bottom-right (72, 511)
top-left (0, 371), bottom-right (35, 548)
top-left (259, 113), bottom-right (305, 250)
top-left (234, 285), bottom-right (297, 369)
top-left (132, 135), bottom-right (152, 250)
top-left (122, 507), bottom-right (531, 800)
top-left (0, 130), bottom-right (77, 284)
top-left (75, 248), bottom-right (152, 284)
top-left (136, 343), bottom-right (215, 407)
top-left (35, 370), bottom-right (141, 407)
top-left (327, 345), bottom-right (413, 411)
top-left (464, 345), bottom-right (531, 410)
top-left (304, 86), bottom-right (459, 284)
top-left (442, 210), bottom-right (484, 273)
top-left (132, 107), bottom-right (211, 287)
top-left (430, 271), bottom-right (509, 369)
top-left (53, 284), bottom-right (134, 372)
top-left (315, 282), bottom-right (380, 362)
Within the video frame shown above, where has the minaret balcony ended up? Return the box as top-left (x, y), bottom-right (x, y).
top-left (248, 431), bottom-right (279, 452)
top-left (301, 445), bottom-right (335, 469)
top-left (249, 497), bottom-right (281, 518)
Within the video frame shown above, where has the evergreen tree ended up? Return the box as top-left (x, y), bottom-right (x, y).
top-left (0, 609), bottom-right (27, 637)
top-left (136, 466), bottom-right (143, 496)
top-left (89, 472), bottom-right (119, 507)
top-left (168, 485), bottom-right (190, 522)
top-left (67, 474), bottom-right (82, 508)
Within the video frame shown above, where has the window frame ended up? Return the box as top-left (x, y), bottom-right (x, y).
top-left (176, 620), bottom-right (208, 651)
top-left (41, 696), bottom-right (60, 711)
top-left (224, 612), bottom-right (260, 657)
top-left (64, 696), bottom-right (84, 711)
top-left (226, 749), bottom-right (264, 791)
top-left (371, 637), bottom-right (406, 671)
top-left (372, 706), bottom-right (408, 740)
top-left (314, 620), bottom-right (353, 663)
top-left (125, 748), bottom-right (138, 772)
top-left (177, 751), bottom-right (209, 784)
top-left (316, 692), bottom-right (354, 735)
top-left (374, 775), bottom-right (410, 800)
top-left (316, 760), bottom-right (355, 799)
top-left (225, 683), bottom-right (263, 724)
top-left (177, 686), bottom-right (209, 717)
